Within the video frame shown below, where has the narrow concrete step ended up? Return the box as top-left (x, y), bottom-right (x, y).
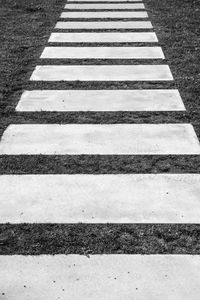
top-left (1, 255), bottom-right (200, 299)
top-left (0, 124), bottom-right (199, 155)
top-left (1, 174), bottom-right (200, 223)
top-left (55, 20), bottom-right (153, 29)
top-left (64, 3), bottom-right (145, 9)
top-left (60, 11), bottom-right (148, 18)
top-left (49, 32), bottom-right (157, 43)
top-left (16, 89), bottom-right (185, 112)
top-left (30, 65), bottom-right (172, 81)
top-left (40, 46), bottom-right (164, 59)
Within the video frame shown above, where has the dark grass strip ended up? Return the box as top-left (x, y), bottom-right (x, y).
top-left (47, 42), bottom-right (160, 46)
top-left (38, 59), bottom-right (166, 65)
top-left (0, 111), bottom-right (189, 126)
top-left (53, 29), bottom-right (154, 32)
top-left (59, 18), bottom-right (151, 21)
top-left (1, 155), bottom-right (200, 174)
top-left (0, 224), bottom-right (200, 255)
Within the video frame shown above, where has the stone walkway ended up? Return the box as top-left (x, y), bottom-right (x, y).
top-left (1, 0), bottom-right (200, 298)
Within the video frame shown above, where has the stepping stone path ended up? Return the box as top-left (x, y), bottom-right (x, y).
top-left (1, 0), bottom-right (200, 298)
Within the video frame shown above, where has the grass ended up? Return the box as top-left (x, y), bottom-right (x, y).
top-left (0, 0), bottom-right (200, 254)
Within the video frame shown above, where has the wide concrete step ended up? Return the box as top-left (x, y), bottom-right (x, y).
top-left (49, 32), bottom-right (157, 43)
top-left (68, 0), bottom-right (143, 1)
top-left (30, 65), bottom-right (172, 81)
top-left (1, 174), bottom-right (200, 223)
top-left (16, 89), bottom-right (185, 112)
top-left (0, 124), bottom-right (199, 155)
top-left (1, 255), bottom-right (200, 299)
top-left (40, 46), bottom-right (164, 59)
top-left (55, 20), bottom-right (153, 29)
top-left (60, 11), bottom-right (148, 18)
top-left (64, 3), bottom-right (145, 9)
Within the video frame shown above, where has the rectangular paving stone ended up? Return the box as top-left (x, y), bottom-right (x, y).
top-left (64, 3), bottom-right (145, 9)
top-left (1, 174), bottom-right (200, 223)
top-left (40, 46), bottom-right (164, 59)
top-left (60, 11), bottom-right (148, 18)
top-left (70, 0), bottom-right (143, 1)
top-left (16, 89), bottom-right (185, 112)
top-left (49, 32), bottom-right (157, 43)
top-left (55, 20), bottom-right (153, 29)
top-left (0, 124), bottom-right (199, 155)
top-left (30, 65), bottom-right (171, 81)
top-left (1, 255), bottom-right (200, 300)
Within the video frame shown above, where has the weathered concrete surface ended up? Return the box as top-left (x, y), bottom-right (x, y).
top-left (1, 255), bottom-right (200, 299)
top-left (49, 32), bottom-right (157, 43)
top-left (60, 11), bottom-right (148, 18)
top-left (0, 124), bottom-right (199, 155)
top-left (40, 46), bottom-right (164, 59)
top-left (0, 174), bottom-right (200, 223)
top-left (55, 21), bottom-right (153, 29)
top-left (64, 3), bottom-right (145, 9)
top-left (30, 65), bottom-right (172, 81)
top-left (16, 89), bottom-right (185, 112)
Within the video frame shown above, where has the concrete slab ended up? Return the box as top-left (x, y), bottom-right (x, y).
top-left (1, 255), bottom-right (200, 300)
top-left (30, 65), bottom-right (172, 81)
top-left (68, 0), bottom-right (143, 1)
top-left (55, 20), bottom-right (153, 29)
top-left (0, 124), bottom-right (199, 155)
top-left (60, 11), bottom-right (148, 18)
top-left (16, 89), bottom-right (185, 112)
top-left (49, 32), bottom-right (157, 43)
top-left (64, 3), bottom-right (145, 9)
top-left (1, 174), bottom-right (200, 223)
top-left (40, 46), bottom-right (164, 59)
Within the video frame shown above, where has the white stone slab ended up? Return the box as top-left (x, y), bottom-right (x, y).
top-left (69, 0), bottom-right (143, 1)
top-left (60, 11), bottom-right (148, 18)
top-left (67, 0), bottom-right (143, 3)
top-left (55, 20), bottom-right (153, 29)
top-left (1, 255), bottom-right (200, 300)
top-left (30, 65), bottom-right (172, 81)
top-left (49, 32), bottom-right (157, 43)
top-left (16, 89), bottom-right (185, 112)
top-left (40, 46), bottom-right (164, 59)
top-left (64, 3), bottom-right (145, 9)
top-left (0, 124), bottom-right (199, 155)
top-left (1, 174), bottom-right (200, 223)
